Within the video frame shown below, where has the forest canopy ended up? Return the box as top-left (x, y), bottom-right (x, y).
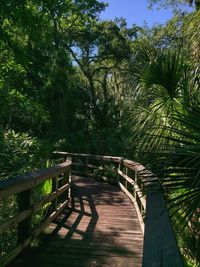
top-left (0, 0), bottom-right (200, 265)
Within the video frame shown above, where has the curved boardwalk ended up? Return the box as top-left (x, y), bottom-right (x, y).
top-left (10, 175), bottom-right (143, 267)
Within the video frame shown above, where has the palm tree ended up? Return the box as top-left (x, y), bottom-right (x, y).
top-left (133, 49), bottom-right (200, 261)
top-left (134, 49), bottom-right (200, 223)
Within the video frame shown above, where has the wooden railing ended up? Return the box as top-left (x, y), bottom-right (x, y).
top-left (0, 152), bottom-right (183, 267)
top-left (0, 159), bottom-right (71, 266)
top-left (55, 152), bottom-right (184, 267)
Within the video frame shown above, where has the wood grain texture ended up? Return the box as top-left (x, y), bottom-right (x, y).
top-left (9, 175), bottom-right (143, 267)
top-left (0, 161), bottom-right (71, 199)
top-left (142, 192), bottom-right (183, 267)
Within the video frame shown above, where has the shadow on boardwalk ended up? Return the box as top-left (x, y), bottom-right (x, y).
top-left (9, 176), bottom-right (143, 267)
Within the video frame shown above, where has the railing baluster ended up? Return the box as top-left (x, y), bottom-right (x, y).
top-left (84, 157), bottom-right (88, 176)
top-left (135, 173), bottom-right (137, 199)
top-left (0, 160), bottom-right (71, 267)
top-left (64, 170), bottom-right (70, 200)
top-left (17, 189), bottom-right (32, 244)
top-left (125, 168), bottom-right (128, 189)
top-left (52, 176), bottom-right (58, 210)
top-left (101, 160), bottom-right (105, 179)
top-left (51, 152), bottom-right (184, 266)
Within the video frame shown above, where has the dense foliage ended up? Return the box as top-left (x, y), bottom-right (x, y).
top-left (0, 0), bottom-right (199, 265)
top-left (131, 9), bottom-right (200, 265)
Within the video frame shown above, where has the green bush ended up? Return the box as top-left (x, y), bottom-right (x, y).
top-left (0, 129), bottom-right (53, 180)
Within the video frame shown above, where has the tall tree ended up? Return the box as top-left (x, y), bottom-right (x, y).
top-left (66, 19), bottom-right (137, 127)
top-left (147, 0), bottom-right (200, 9)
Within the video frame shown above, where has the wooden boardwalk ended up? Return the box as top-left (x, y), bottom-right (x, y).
top-left (9, 175), bottom-right (143, 267)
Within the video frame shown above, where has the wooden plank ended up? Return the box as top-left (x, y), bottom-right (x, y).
top-left (119, 182), bottom-right (144, 234)
top-left (117, 169), bottom-right (146, 209)
top-left (9, 175), bottom-right (144, 267)
top-left (122, 160), bottom-right (146, 172)
top-left (54, 151), bottom-right (123, 163)
top-left (16, 253), bottom-right (142, 267)
top-left (0, 161), bottom-right (71, 199)
top-left (1, 198), bottom-right (70, 267)
top-left (0, 209), bottom-right (32, 234)
top-left (0, 183), bottom-right (70, 234)
top-left (0, 160), bottom-right (71, 267)
top-left (17, 189), bottom-right (32, 244)
top-left (142, 191), bottom-right (183, 267)
top-left (52, 176), bottom-right (58, 210)
top-left (33, 183), bottom-right (70, 213)
top-left (33, 198), bottom-right (69, 237)
top-left (72, 162), bottom-right (103, 171)
top-left (118, 169), bottom-right (135, 185)
top-left (3, 153), bottom-right (183, 267)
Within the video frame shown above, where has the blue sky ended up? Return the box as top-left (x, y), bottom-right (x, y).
top-left (100, 0), bottom-right (192, 27)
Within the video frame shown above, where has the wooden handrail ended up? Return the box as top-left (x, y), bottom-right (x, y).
top-left (0, 160), bottom-right (71, 267)
top-left (53, 151), bottom-right (123, 162)
top-left (54, 152), bottom-right (183, 267)
top-left (1, 151), bottom-right (183, 267)
top-left (0, 162), bottom-right (71, 199)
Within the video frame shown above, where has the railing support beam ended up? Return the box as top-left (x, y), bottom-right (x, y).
top-left (17, 189), bottom-right (32, 244)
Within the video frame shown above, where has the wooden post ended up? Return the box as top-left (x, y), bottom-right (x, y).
top-left (125, 168), bottom-right (128, 189)
top-left (128, 169), bottom-right (135, 196)
top-left (52, 176), bottom-right (58, 211)
top-left (66, 156), bottom-right (71, 199)
top-left (17, 189), bottom-right (32, 244)
top-left (101, 160), bottom-right (105, 180)
top-left (64, 169), bottom-right (70, 200)
top-left (84, 157), bottom-right (88, 176)
top-left (118, 159), bottom-right (123, 183)
top-left (135, 173), bottom-right (138, 199)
